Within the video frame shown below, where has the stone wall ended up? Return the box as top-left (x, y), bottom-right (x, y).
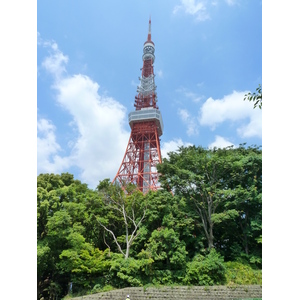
top-left (71, 285), bottom-right (262, 300)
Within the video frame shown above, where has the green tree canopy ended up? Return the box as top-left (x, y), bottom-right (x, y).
top-left (157, 144), bottom-right (262, 256)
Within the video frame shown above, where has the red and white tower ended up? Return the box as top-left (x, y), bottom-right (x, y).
top-left (112, 18), bottom-right (163, 193)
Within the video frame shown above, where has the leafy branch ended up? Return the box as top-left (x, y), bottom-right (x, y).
top-left (244, 84), bottom-right (262, 109)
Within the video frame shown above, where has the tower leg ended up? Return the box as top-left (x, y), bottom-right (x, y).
top-left (112, 121), bottom-right (162, 193)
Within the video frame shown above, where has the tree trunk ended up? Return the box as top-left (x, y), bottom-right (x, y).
top-left (244, 234), bottom-right (249, 255)
top-left (207, 194), bottom-right (214, 249)
top-left (125, 243), bottom-right (130, 259)
top-left (208, 224), bottom-right (214, 249)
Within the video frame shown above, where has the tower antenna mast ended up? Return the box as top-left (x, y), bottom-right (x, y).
top-left (112, 18), bottom-right (164, 193)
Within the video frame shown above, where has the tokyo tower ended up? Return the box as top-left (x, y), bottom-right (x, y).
top-left (112, 18), bottom-right (164, 193)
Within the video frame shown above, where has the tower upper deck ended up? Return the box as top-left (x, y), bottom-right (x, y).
top-left (128, 107), bottom-right (163, 136)
top-left (129, 18), bottom-right (163, 136)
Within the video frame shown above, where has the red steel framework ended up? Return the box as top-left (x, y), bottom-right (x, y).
top-left (112, 18), bottom-right (163, 193)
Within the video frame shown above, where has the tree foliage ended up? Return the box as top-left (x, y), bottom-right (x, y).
top-left (37, 144), bottom-right (262, 300)
top-left (157, 145), bottom-right (261, 254)
top-left (183, 249), bottom-right (226, 285)
top-left (95, 180), bottom-right (147, 259)
top-left (244, 84), bottom-right (262, 109)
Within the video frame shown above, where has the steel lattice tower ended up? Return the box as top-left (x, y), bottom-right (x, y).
top-left (112, 18), bottom-right (164, 193)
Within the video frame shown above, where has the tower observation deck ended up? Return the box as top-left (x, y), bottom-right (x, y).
top-left (112, 18), bottom-right (163, 193)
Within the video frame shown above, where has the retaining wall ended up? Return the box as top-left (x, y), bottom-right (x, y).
top-left (71, 285), bottom-right (262, 300)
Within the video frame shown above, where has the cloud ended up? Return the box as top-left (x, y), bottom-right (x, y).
top-left (37, 118), bottom-right (71, 173)
top-left (39, 34), bottom-right (68, 81)
top-left (156, 70), bottom-right (163, 78)
top-left (161, 138), bottom-right (193, 159)
top-left (178, 108), bottom-right (199, 136)
top-left (198, 90), bottom-right (262, 138)
top-left (37, 35), bottom-right (195, 189)
top-left (37, 35), bottom-right (130, 188)
top-left (42, 49), bottom-right (68, 80)
top-left (208, 135), bottom-right (236, 149)
top-left (173, 0), bottom-right (210, 21)
top-left (236, 110), bottom-right (262, 138)
top-left (225, 0), bottom-right (239, 6)
top-left (176, 86), bottom-right (204, 103)
top-left (55, 74), bottom-right (129, 187)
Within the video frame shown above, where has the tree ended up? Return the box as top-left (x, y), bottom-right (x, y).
top-left (37, 173), bottom-right (100, 299)
top-left (133, 190), bottom-right (200, 259)
top-left (145, 227), bottom-right (187, 284)
top-left (95, 180), bottom-right (147, 259)
top-left (57, 232), bottom-right (111, 291)
top-left (157, 145), bottom-right (261, 252)
top-left (244, 84), bottom-right (262, 109)
top-left (37, 172), bottom-right (262, 297)
top-left (212, 145), bottom-right (262, 265)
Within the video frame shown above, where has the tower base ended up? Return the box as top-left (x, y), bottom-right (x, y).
top-left (113, 121), bottom-right (162, 193)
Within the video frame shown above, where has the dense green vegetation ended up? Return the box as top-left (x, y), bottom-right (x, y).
top-left (37, 145), bottom-right (262, 300)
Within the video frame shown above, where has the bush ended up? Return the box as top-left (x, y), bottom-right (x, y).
top-left (225, 261), bottom-right (262, 285)
top-left (91, 284), bottom-right (102, 294)
top-left (183, 249), bottom-right (226, 285)
top-left (91, 284), bottom-right (114, 294)
top-left (109, 257), bottom-right (144, 287)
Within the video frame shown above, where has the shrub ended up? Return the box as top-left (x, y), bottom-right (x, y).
top-left (183, 249), bottom-right (226, 285)
top-left (91, 284), bottom-right (114, 294)
top-left (225, 261), bottom-right (262, 285)
top-left (109, 257), bottom-right (144, 287)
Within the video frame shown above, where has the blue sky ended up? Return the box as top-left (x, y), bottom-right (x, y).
top-left (37, 0), bottom-right (262, 189)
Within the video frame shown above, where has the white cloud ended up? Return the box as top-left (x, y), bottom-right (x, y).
top-left (54, 74), bottom-right (129, 187)
top-left (37, 36), bottom-right (130, 189)
top-left (185, 91), bottom-right (203, 103)
top-left (42, 50), bottom-right (69, 81)
top-left (198, 90), bottom-right (262, 138)
top-left (208, 135), bottom-right (236, 149)
top-left (225, 0), bottom-right (239, 6)
top-left (156, 70), bottom-right (163, 78)
top-left (40, 36), bottom-right (69, 81)
top-left (178, 108), bottom-right (199, 136)
top-left (178, 108), bottom-right (189, 121)
top-left (176, 86), bottom-right (204, 103)
top-left (161, 138), bottom-right (193, 159)
top-left (173, 0), bottom-right (210, 21)
top-left (237, 109), bottom-right (262, 138)
top-left (37, 118), bottom-right (71, 174)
